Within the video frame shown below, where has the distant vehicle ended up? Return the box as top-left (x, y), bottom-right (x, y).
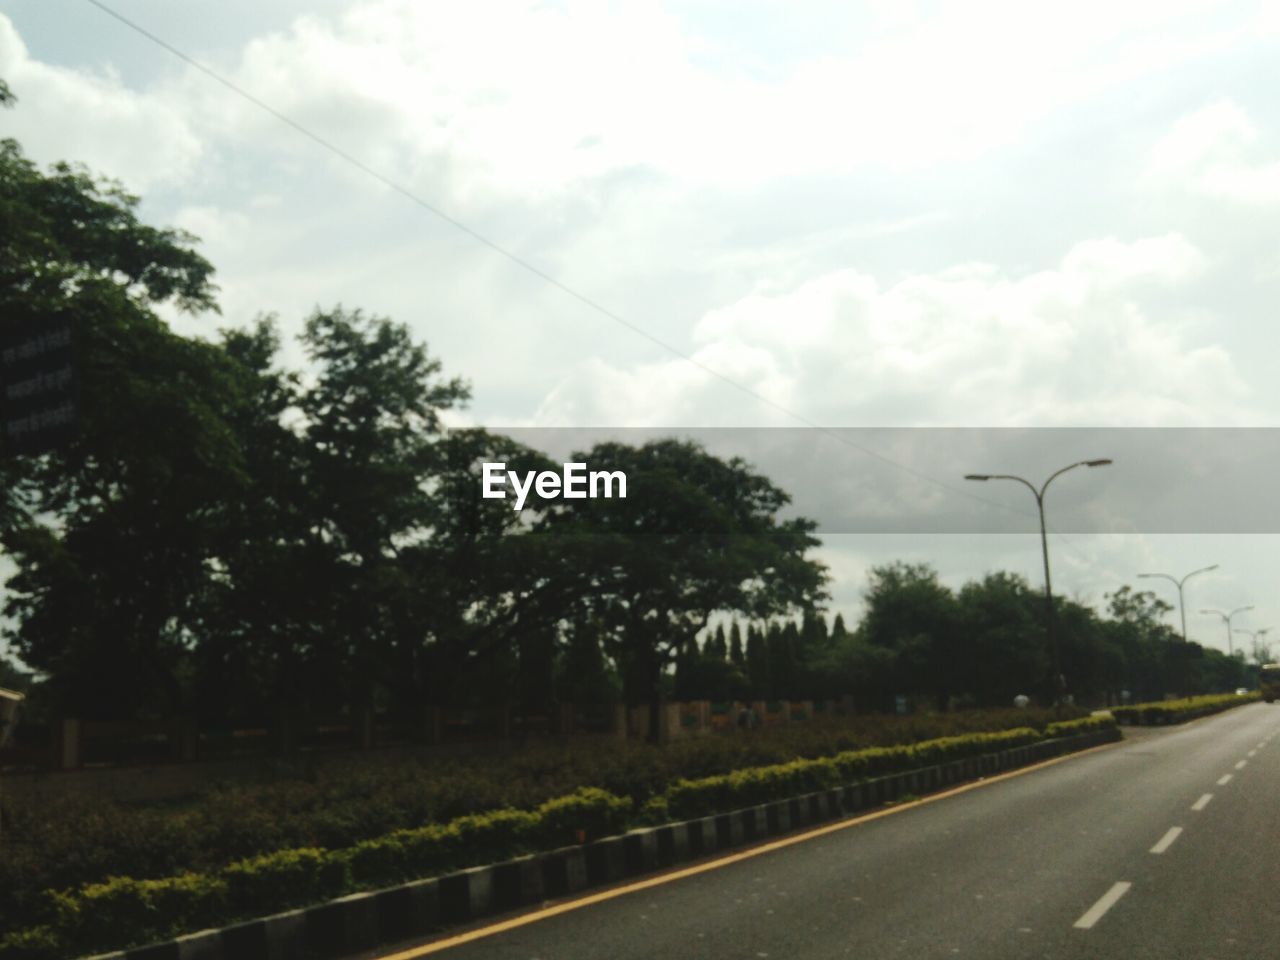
top-left (1260, 664), bottom-right (1280, 703)
top-left (1236, 687), bottom-right (1251, 696)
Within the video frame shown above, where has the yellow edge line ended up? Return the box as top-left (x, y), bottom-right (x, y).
top-left (374, 736), bottom-right (1121, 959)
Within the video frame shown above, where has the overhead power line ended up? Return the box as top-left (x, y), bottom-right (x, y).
top-left (82, 0), bottom-right (1097, 552)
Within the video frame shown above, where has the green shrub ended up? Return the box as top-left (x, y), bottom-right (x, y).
top-left (448, 808), bottom-right (539, 863)
top-left (348, 824), bottom-right (448, 887)
top-left (638, 795), bottom-right (669, 825)
top-left (663, 727), bottom-right (1045, 818)
top-left (1045, 715), bottom-right (1117, 738)
top-left (533, 787), bottom-right (632, 844)
top-left (1111, 692), bottom-right (1258, 726)
top-left (0, 925), bottom-right (60, 960)
top-left (221, 847), bottom-right (346, 917)
top-left (51, 872), bottom-right (227, 955)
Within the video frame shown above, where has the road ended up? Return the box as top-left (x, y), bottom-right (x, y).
top-left (361, 703), bottom-right (1280, 960)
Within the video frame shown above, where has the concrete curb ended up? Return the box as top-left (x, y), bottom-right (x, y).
top-left (76, 728), bottom-right (1119, 960)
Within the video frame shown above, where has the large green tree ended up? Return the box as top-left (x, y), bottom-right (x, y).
top-left (860, 562), bottom-right (960, 709)
top-left (0, 118), bottom-right (249, 719)
top-left (955, 572), bottom-right (1048, 706)
top-left (544, 439), bottom-right (828, 739)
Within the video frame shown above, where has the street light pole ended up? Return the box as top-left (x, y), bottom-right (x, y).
top-left (1200, 606), bottom-right (1254, 658)
top-left (1137, 565), bottom-right (1218, 645)
top-left (1232, 626), bottom-right (1270, 661)
top-left (965, 458), bottom-right (1113, 701)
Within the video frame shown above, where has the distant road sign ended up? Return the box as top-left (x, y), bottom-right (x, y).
top-left (0, 317), bottom-right (78, 455)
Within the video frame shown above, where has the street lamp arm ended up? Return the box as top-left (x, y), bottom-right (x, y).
top-left (979, 473), bottom-right (1041, 501)
top-left (1041, 459), bottom-right (1112, 499)
top-left (1040, 461), bottom-right (1085, 498)
top-left (1180, 563), bottom-right (1219, 587)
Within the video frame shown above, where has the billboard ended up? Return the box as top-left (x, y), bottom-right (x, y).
top-left (0, 317), bottom-right (78, 455)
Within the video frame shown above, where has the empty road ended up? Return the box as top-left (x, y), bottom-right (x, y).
top-left (364, 703), bottom-right (1280, 960)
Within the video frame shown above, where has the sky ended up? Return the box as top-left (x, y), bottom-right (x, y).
top-left (2, 0), bottom-right (1280, 657)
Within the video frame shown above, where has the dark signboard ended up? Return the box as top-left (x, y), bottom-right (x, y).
top-left (0, 318), bottom-right (78, 455)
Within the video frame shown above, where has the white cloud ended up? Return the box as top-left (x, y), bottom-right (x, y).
top-left (1147, 100), bottom-right (1280, 204)
top-left (130, 0), bottom-right (1262, 205)
top-left (534, 234), bottom-right (1245, 428)
top-left (0, 14), bottom-right (202, 191)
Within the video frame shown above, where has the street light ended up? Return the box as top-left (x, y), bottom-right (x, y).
top-left (964, 458), bottom-right (1113, 699)
top-left (1137, 565), bottom-right (1218, 644)
top-left (1201, 606), bottom-right (1254, 658)
top-left (1232, 626), bottom-right (1271, 660)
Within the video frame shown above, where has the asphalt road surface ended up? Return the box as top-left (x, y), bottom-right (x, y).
top-left (364, 703), bottom-right (1280, 960)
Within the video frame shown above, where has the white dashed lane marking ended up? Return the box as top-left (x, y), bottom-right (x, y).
top-left (1191, 793), bottom-right (1213, 811)
top-left (1150, 827), bottom-right (1183, 855)
top-left (1074, 882), bottom-right (1132, 930)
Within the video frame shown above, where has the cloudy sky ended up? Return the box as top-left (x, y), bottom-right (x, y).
top-left (3, 0), bottom-right (1280, 655)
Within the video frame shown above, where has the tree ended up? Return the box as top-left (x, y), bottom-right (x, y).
top-left (547, 439), bottom-right (827, 739)
top-left (0, 124), bottom-right (249, 720)
top-left (710, 624), bottom-right (728, 660)
top-left (860, 562), bottom-right (960, 709)
top-left (0, 654), bottom-right (29, 692)
top-left (1103, 586), bottom-right (1177, 701)
top-left (189, 317), bottom-right (318, 733)
top-left (557, 615), bottom-right (618, 705)
top-left (745, 625), bottom-right (769, 699)
top-left (956, 572), bottom-right (1048, 706)
top-left (728, 622), bottom-right (745, 667)
top-left (288, 306), bottom-right (471, 723)
top-left (377, 427), bottom-right (562, 718)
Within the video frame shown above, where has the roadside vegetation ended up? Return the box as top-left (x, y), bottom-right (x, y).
top-left (1110, 691), bottom-right (1260, 725)
top-left (0, 708), bottom-right (1083, 935)
top-left (0, 711), bottom-right (1112, 959)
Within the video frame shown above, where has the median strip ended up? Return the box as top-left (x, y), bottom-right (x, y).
top-left (1074, 882), bottom-right (1132, 930)
top-left (1149, 827), bottom-right (1182, 855)
top-left (7, 725), bottom-right (1120, 960)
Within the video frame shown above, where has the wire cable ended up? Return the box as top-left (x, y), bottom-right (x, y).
top-left (82, 0), bottom-right (1100, 554)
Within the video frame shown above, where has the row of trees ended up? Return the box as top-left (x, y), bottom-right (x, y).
top-left (0, 85), bottom-right (826, 743)
top-left (0, 80), bottom-right (1257, 748)
top-left (668, 569), bottom-right (1258, 708)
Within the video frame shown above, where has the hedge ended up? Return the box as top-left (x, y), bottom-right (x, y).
top-left (0, 722), bottom-right (1112, 960)
top-left (662, 726), bottom-right (1045, 818)
top-left (1110, 692), bottom-right (1260, 726)
top-left (0, 787), bottom-right (632, 959)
